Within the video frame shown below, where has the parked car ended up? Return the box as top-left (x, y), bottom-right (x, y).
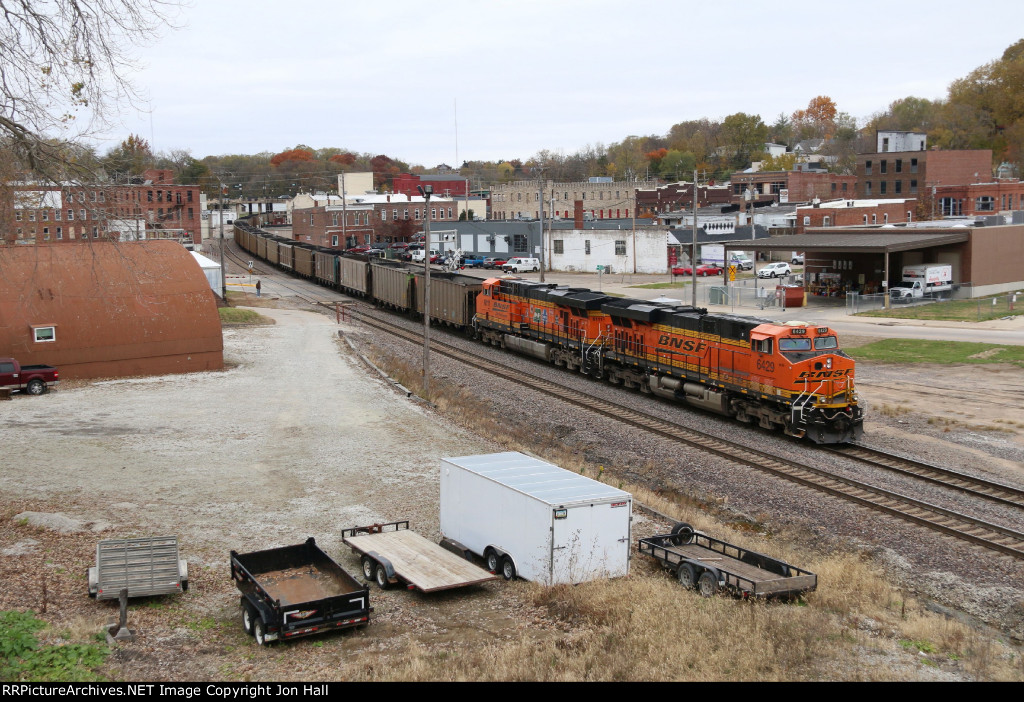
top-left (791, 252), bottom-right (805, 264)
top-left (672, 264), bottom-right (723, 277)
top-left (0, 358), bottom-right (59, 395)
top-left (482, 257), bottom-right (507, 269)
top-left (757, 262), bottom-right (792, 278)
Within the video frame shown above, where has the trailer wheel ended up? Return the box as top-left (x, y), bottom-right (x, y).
top-left (501, 556), bottom-right (516, 581)
top-left (697, 571), bottom-right (719, 598)
top-left (242, 604), bottom-right (256, 636)
top-left (375, 564), bottom-right (390, 590)
top-left (25, 379), bottom-right (45, 395)
top-left (670, 522), bottom-right (694, 546)
top-left (361, 556), bottom-right (375, 581)
top-left (485, 549), bottom-right (500, 573)
top-left (676, 564), bottom-right (696, 590)
top-left (253, 617), bottom-right (270, 646)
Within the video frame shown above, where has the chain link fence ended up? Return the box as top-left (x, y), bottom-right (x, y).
top-left (847, 291), bottom-right (1023, 320)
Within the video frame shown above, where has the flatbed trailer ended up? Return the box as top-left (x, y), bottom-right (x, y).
top-left (639, 523), bottom-right (817, 598)
top-left (342, 520), bottom-right (499, 592)
top-left (231, 537), bottom-right (371, 646)
top-left (87, 536), bottom-right (188, 600)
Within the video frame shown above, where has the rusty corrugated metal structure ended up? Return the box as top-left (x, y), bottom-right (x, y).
top-left (0, 241), bottom-right (223, 379)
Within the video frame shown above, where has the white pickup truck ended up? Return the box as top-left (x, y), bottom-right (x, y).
top-left (890, 264), bottom-right (953, 302)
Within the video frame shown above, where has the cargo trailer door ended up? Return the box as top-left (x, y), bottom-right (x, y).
top-left (551, 500), bottom-right (631, 585)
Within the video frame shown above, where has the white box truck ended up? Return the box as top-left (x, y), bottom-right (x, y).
top-left (890, 264), bottom-right (953, 302)
top-left (440, 452), bottom-right (632, 585)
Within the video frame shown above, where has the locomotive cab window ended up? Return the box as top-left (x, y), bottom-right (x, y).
top-left (752, 337), bottom-right (772, 354)
top-left (813, 336), bottom-right (838, 350)
top-left (779, 338), bottom-right (811, 352)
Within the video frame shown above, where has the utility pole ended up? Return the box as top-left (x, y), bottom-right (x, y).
top-left (537, 174), bottom-right (545, 283)
top-left (691, 170), bottom-right (698, 307)
top-left (418, 185), bottom-right (433, 397)
top-left (341, 171), bottom-right (348, 248)
top-left (219, 183), bottom-right (226, 300)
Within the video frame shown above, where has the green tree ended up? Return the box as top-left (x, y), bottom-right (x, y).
top-left (102, 133), bottom-right (155, 179)
top-left (721, 112), bottom-right (768, 169)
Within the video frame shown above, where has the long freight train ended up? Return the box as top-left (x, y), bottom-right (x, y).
top-left (233, 221), bottom-right (863, 443)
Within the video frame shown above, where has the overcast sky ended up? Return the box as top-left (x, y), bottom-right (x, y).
top-left (100, 0), bottom-right (1024, 167)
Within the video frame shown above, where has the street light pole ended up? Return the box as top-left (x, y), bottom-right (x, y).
top-left (418, 185), bottom-right (433, 397)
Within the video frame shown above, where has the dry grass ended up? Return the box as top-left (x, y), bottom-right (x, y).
top-left (357, 341), bottom-right (1024, 681)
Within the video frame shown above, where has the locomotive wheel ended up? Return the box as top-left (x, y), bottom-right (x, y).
top-left (676, 564), bottom-right (697, 590)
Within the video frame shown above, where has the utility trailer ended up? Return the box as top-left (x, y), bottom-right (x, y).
top-left (230, 537), bottom-right (371, 646)
top-left (342, 520), bottom-right (498, 592)
top-left (639, 523), bottom-right (817, 598)
top-left (87, 536), bottom-right (188, 600)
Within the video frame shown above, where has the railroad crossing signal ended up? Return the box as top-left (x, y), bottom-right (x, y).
top-left (248, 261), bottom-right (254, 272)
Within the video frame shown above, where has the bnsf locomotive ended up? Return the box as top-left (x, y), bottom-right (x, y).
top-left (475, 276), bottom-right (862, 444)
top-left (233, 220), bottom-right (862, 444)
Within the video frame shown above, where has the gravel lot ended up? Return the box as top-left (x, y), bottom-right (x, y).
top-left (1, 296), bottom-right (1022, 680)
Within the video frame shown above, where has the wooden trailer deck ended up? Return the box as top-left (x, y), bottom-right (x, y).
top-left (344, 524), bottom-right (498, 593)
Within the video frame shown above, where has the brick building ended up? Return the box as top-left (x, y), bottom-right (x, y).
top-left (291, 195), bottom-right (458, 249)
top-left (392, 173), bottom-right (469, 198)
top-left (635, 182), bottom-right (733, 216)
top-left (729, 169), bottom-right (858, 204)
top-left (930, 180), bottom-right (1024, 217)
top-left (7, 170), bottom-right (202, 246)
top-left (794, 199), bottom-right (918, 234)
top-left (490, 179), bottom-right (657, 221)
top-left (855, 131), bottom-right (992, 200)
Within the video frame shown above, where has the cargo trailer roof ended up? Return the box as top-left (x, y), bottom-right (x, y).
top-left (442, 452), bottom-right (631, 506)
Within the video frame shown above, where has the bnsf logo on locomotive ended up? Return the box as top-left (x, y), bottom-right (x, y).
top-left (657, 335), bottom-right (707, 354)
top-left (797, 369), bottom-right (851, 379)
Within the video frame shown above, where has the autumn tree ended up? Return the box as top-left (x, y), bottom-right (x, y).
top-left (101, 133), bottom-right (155, 178)
top-left (0, 1), bottom-right (181, 179)
top-left (270, 147), bottom-right (315, 168)
top-left (792, 96), bottom-right (838, 141)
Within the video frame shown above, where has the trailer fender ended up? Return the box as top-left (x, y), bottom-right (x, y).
top-left (242, 593), bottom-right (276, 630)
top-left (365, 552), bottom-right (396, 582)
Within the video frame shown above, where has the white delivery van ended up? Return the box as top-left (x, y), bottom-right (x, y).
top-left (440, 452), bottom-right (632, 585)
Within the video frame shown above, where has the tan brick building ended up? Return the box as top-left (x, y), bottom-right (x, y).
top-left (490, 179), bottom-right (657, 221)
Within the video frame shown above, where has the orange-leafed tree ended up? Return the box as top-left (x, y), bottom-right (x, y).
top-left (270, 148), bottom-right (315, 168)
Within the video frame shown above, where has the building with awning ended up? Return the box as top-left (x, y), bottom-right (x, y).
top-left (719, 218), bottom-right (1024, 300)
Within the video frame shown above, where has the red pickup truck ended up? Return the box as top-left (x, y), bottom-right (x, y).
top-left (0, 358), bottom-right (59, 395)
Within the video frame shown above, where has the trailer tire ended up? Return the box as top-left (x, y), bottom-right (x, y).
top-left (25, 379), bottom-right (45, 395)
top-left (501, 556), bottom-right (516, 581)
top-left (485, 549), bottom-right (500, 573)
top-left (361, 556), bottom-right (375, 581)
top-left (242, 604), bottom-right (256, 636)
top-left (375, 564), bottom-right (390, 590)
top-left (670, 522), bottom-right (695, 546)
top-left (253, 617), bottom-right (270, 646)
top-left (697, 571), bottom-right (719, 597)
top-left (676, 564), bottom-right (697, 590)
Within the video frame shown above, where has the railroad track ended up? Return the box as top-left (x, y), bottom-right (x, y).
top-left (351, 309), bottom-right (1024, 560)
top-left (823, 444), bottom-right (1024, 509)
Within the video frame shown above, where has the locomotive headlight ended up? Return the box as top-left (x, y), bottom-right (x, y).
top-left (826, 357), bottom-right (832, 369)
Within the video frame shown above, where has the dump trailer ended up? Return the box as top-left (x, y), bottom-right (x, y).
top-left (440, 452), bottom-right (633, 585)
top-left (639, 523), bottom-right (817, 598)
top-left (87, 536), bottom-right (188, 600)
top-left (230, 537), bottom-right (371, 646)
top-left (342, 520), bottom-right (499, 592)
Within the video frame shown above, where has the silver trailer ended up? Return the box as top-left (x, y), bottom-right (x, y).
top-left (87, 536), bottom-right (188, 600)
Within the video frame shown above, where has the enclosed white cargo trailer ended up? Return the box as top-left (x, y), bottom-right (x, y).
top-left (440, 452), bottom-right (632, 585)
